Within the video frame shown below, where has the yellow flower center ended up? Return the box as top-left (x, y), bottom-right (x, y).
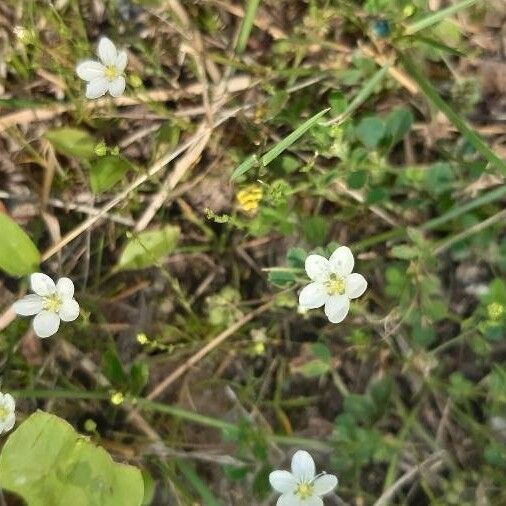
top-left (325, 273), bottom-right (346, 296)
top-left (104, 65), bottom-right (119, 81)
top-left (43, 293), bottom-right (62, 313)
top-left (0, 405), bottom-right (9, 422)
top-left (295, 482), bottom-right (314, 500)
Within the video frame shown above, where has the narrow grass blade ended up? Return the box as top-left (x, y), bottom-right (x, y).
top-left (231, 108), bottom-right (329, 180)
top-left (177, 460), bottom-right (223, 506)
top-left (261, 107), bottom-right (329, 165)
top-left (401, 55), bottom-right (506, 174)
top-left (235, 0), bottom-right (262, 54)
top-left (230, 154), bottom-right (258, 180)
top-left (405, 0), bottom-right (478, 35)
top-left (326, 64), bottom-right (390, 126)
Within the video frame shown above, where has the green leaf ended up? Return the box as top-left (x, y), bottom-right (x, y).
top-left (286, 247), bottom-right (307, 268)
top-left (268, 270), bottom-right (297, 287)
top-left (296, 359), bottom-right (331, 378)
top-left (391, 244), bottom-right (419, 260)
top-left (90, 156), bottom-right (131, 193)
top-left (231, 108), bottom-right (329, 180)
top-left (116, 225), bottom-right (180, 271)
top-left (45, 128), bottom-right (96, 160)
top-left (355, 117), bottom-right (385, 148)
top-left (102, 348), bottom-right (128, 385)
top-left (343, 394), bottom-right (376, 425)
top-left (302, 216), bottom-right (328, 246)
top-left (405, 0), bottom-right (478, 35)
top-left (0, 213), bottom-right (40, 276)
top-left (328, 91), bottom-right (348, 115)
top-left (347, 170), bottom-right (368, 189)
top-left (385, 107), bottom-right (413, 145)
top-left (0, 411), bottom-right (144, 506)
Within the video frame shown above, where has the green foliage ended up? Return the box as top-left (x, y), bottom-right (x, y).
top-left (0, 214), bottom-right (40, 276)
top-left (45, 128), bottom-right (96, 160)
top-left (0, 412), bottom-right (144, 506)
top-left (89, 155), bottom-right (131, 193)
top-left (116, 225), bottom-right (180, 271)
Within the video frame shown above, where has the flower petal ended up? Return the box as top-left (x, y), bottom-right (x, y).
top-left (313, 474), bottom-right (338, 496)
top-left (97, 36), bottom-right (117, 65)
top-left (86, 77), bottom-right (109, 99)
top-left (56, 277), bottom-right (75, 299)
top-left (324, 295), bottom-right (350, 324)
top-left (305, 255), bottom-right (331, 282)
top-left (2, 394), bottom-right (15, 414)
top-left (3, 414), bottom-right (15, 432)
top-left (33, 310), bottom-right (60, 338)
top-left (345, 273), bottom-right (367, 299)
top-left (269, 471), bottom-right (297, 494)
top-left (76, 60), bottom-right (105, 81)
top-left (108, 76), bottom-right (126, 97)
top-left (277, 494), bottom-right (304, 506)
top-left (329, 246), bottom-right (354, 276)
top-left (30, 273), bottom-right (56, 296)
top-left (115, 50), bottom-right (128, 71)
top-left (13, 294), bottom-right (43, 316)
top-left (59, 299), bottom-right (80, 322)
top-left (299, 282), bottom-right (328, 309)
top-left (291, 450), bottom-right (315, 481)
top-left (303, 497), bottom-right (323, 506)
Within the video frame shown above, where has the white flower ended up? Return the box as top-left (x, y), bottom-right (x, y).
top-left (269, 450), bottom-right (338, 506)
top-left (76, 37), bottom-right (127, 99)
top-left (298, 246), bottom-right (367, 324)
top-left (13, 273), bottom-right (80, 338)
top-left (0, 393), bottom-right (15, 435)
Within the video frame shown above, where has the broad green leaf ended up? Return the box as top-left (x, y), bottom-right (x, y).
top-left (0, 411), bottom-right (144, 506)
top-left (117, 225), bottom-right (180, 271)
top-left (45, 128), bottom-right (96, 160)
top-left (90, 156), bottom-right (131, 193)
top-left (355, 117), bottom-right (385, 148)
top-left (385, 108), bottom-right (413, 145)
top-left (0, 213), bottom-right (40, 276)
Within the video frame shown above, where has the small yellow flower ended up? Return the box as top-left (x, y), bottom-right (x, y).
top-left (236, 184), bottom-right (263, 213)
top-left (487, 302), bottom-right (504, 321)
top-left (136, 332), bottom-right (149, 345)
top-left (110, 391), bottom-right (125, 405)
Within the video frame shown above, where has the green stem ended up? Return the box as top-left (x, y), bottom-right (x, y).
top-left (10, 389), bottom-right (329, 450)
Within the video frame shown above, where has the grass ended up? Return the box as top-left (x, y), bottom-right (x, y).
top-left (1, 0), bottom-right (506, 505)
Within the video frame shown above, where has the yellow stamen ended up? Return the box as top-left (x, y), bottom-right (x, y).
top-left (325, 273), bottom-right (346, 296)
top-left (104, 65), bottom-right (119, 81)
top-left (43, 293), bottom-right (62, 313)
top-left (295, 482), bottom-right (314, 500)
top-left (0, 406), bottom-right (8, 422)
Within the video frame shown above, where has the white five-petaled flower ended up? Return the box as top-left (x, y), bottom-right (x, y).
top-left (298, 246), bottom-right (367, 324)
top-left (76, 37), bottom-right (127, 99)
top-left (13, 273), bottom-right (80, 338)
top-left (0, 393), bottom-right (15, 435)
top-left (269, 450), bottom-right (338, 506)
